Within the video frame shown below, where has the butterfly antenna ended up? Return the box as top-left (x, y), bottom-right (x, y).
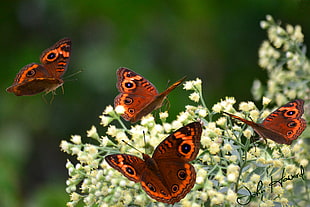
top-left (121, 140), bottom-right (144, 154)
top-left (63, 69), bottom-right (83, 82)
top-left (143, 131), bottom-right (147, 154)
top-left (64, 69), bottom-right (83, 79)
top-left (162, 97), bottom-right (171, 112)
top-left (166, 79), bottom-right (171, 89)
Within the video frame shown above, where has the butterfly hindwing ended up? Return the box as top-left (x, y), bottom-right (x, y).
top-left (105, 154), bottom-right (145, 182)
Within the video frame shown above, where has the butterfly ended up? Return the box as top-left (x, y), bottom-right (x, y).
top-left (223, 99), bottom-right (307, 145)
top-left (6, 38), bottom-right (72, 96)
top-left (105, 122), bottom-right (202, 204)
top-left (114, 67), bottom-right (186, 123)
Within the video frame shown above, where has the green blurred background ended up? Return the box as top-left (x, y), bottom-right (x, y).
top-left (1, 1), bottom-right (309, 206)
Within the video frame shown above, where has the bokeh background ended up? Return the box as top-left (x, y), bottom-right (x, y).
top-left (1, 1), bottom-right (309, 206)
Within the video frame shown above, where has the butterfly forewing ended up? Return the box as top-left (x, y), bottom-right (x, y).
top-left (116, 68), bottom-right (158, 96)
top-left (40, 38), bottom-right (72, 78)
top-left (153, 122), bottom-right (202, 161)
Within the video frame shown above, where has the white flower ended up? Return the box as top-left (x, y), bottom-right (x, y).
top-left (115, 131), bottom-right (128, 143)
top-left (209, 143), bottom-right (220, 154)
top-left (262, 97), bottom-right (271, 105)
top-left (115, 105), bottom-right (125, 114)
top-left (71, 135), bottom-right (82, 145)
top-left (249, 110), bottom-right (259, 122)
top-left (193, 78), bottom-right (202, 90)
top-left (103, 105), bottom-right (114, 115)
top-left (259, 110), bottom-right (269, 120)
top-left (260, 20), bottom-right (269, 29)
top-left (177, 111), bottom-right (190, 123)
top-left (99, 136), bottom-right (108, 147)
top-left (293, 25), bottom-right (304, 43)
top-left (196, 168), bottom-right (208, 184)
top-left (226, 189), bottom-right (237, 203)
top-left (183, 80), bottom-right (195, 90)
top-left (243, 129), bottom-right (253, 138)
top-left (163, 123), bottom-right (172, 132)
top-left (189, 92), bottom-right (200, 102)
top-left (171, 120), bottom-right (183, 130)
top-left (87, 125), bottom-right (98, 138)
top-left (198, 108), bottom-right (207, 117)
top-left (222, 143), bottom-right (232, 152)
top-left (239, 101), bottom-right (256, 112)
top-left (227, 164), bottom-right (239, 182)
top-left (200, 135), bottom-right (212, 148)
top-left (60, 140), bottom-right (70, 152)
top-left (100, 115), bottom-right (113, 126)
top-left (266, 14), bottom-right (274, 22)
top-left (84, 145), bottom-right (98, 158)
top-left (300, 159), bottom-right (308, 167)
top-left (159, 111), bottom-right (169, 119)
top-left (183, 78), bottom-right (202, 91)
top-left (250, 174), bottom-right (261, 182)
top-left (212, 103), bottom-right (222, 113)
top-left (210, 192), bottom-right (224, 205)
top-left (216, 117), bottom-right (226, 127)
top-left (140, 114), bottom-right (155, 126)
top-left (107, 125), bottom-right (118, 137)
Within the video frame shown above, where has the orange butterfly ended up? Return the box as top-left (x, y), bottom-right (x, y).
top-left (224, 99), bottom-right (307, 145)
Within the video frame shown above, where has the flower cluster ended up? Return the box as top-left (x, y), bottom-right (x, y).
top-left (61, 16), bottom-right (310, 206)
top-left (253, 15), bottom-right (310, 107)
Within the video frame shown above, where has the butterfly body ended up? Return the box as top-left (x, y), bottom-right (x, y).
top-left (105, 122), bottom-right (202, 204)
top-left (114, 67), bottom-right (186, 122)
top-left (7, 38), bottom-right (71, 96)
top-left (224, 99), bottom-right (307, 145)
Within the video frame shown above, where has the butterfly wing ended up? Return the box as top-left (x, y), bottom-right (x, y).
top-left (140, 160), bottom-right (196, 204)
top-left (40, 38), bottom-right (72, 78)
top-left (105, 154), bottom-right (146, 182)
top-left (261, 99), bottom-right (306, 144)
top-left (131, 76), bottom-right (186, 122)
top-left (153, 122), bottom-right (202, 161)
top-left (6, 63), bottom-right (63, 96)
top-left (144, 122), bottom-right (202, 204)
top-left (114, 68), bottom-right (159, 122)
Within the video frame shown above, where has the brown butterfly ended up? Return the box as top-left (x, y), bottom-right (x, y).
top-left (224, 99), bottom-right (307, 145)
top-left (6, 38), bottom-right (72, 96)
top-left (114, 67), bottom-right (186, 123)
top-left (105, 122), bottom-right (202, 204)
